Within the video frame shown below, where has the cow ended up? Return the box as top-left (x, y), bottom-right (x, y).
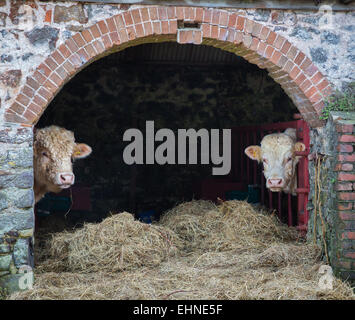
top-left (244, 128), bottom-right (306, 195)
top-left (33, 125), bottom-right (92, 203)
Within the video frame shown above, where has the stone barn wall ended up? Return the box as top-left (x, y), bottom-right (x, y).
top-left (0, 0), bottom-right (354, 292)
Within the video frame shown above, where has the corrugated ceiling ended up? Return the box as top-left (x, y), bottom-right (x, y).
top-left (107, 42), bottom-right (243, 65)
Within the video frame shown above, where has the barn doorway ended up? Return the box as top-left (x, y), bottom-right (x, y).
top-left (34, 42), bottom-right (299, 235)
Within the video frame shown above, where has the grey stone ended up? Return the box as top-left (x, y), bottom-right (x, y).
top-left (13, 171), bottom-right (33, 189)
top-left (0, 54), bottom-right (13, 63)
top-left (0, 209), bottom-right (34, 236)
top-left (21, 53), bottom-right (33, 61)
top-left (7, 148), bottom-right (33, 168)
top-left (290, 26), bottom-right (313, 40)
top-left (13, 239), bottom-right (29, 267)
top-left (341, 25), bottom-right (355, 32)
top-left (0, 254), bottom-right (11, 271)
top-left (321, 31), bottom-right (340, 45)
top-left (15, 190), bottom-right (34, 209)
top-left (0, 173), bottom-right (15, 188)
top-left (310, 47), bottom-right (328, 64)
top-left (25, 26), bottom-right (59, 51)
top-left (0, 244), bottom-right (11, 254)
top-left (253, 9), bottom-right (270, 22)
top-left (0, 192), bottom-right (9, 211)
top-left (0, 125), bottom-right (33, 144)
top-left (0, 12), bottom-right (6, 27)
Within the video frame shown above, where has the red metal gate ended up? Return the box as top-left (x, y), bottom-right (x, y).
top-left (194, 118), bottom-right (310, 233)
top-left (231, 118), bottom-right (310, 232)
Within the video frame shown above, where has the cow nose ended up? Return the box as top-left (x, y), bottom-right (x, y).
top-left (58, 173), bottom-right (74, 185)
top-left (268, 178), bottom-right (283, 187)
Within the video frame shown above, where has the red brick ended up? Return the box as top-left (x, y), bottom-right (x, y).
top-left (106, 17), bottom-right (117, 33)
top-left (236, 16), bottom-right (245, 31)
top-left (339, 211), bottom-right (355, 220)
top-left (140, 8), bottom-right (149, 22)
top-left (26, 77), bottom-right (40, 91)
top-left (123, 12), bottom-right (133, 26)
top-left (228, 13), bottom-right (237, 28)
top-left (266, 31), bottom-right (277, 45)
top-left (158, 7), bottom-right (167, 20)
top-left (218, 28), bottom-right (227, 41)
top-left (23, 110), bottom-right (37, 123)
top-left (289, 65), bottom-right (301, 80)
top-left (294, 52), bottom-right (306, 65)
top-left (251, 23), bottom-right (262, 37)
top-left (161, 21), bottom-right (169, 35)
top-left (310, 92), bottom-right (322, 104)
top-left (286, 46), bottom-right (298, 60)
top-left (44, 56), bottom-right (57, 71)
top-left (144, 22), bottom-right (153, 36)
top-left (132, 9), bottom-right (142, 24)
top-left (212, 10), bottom-right (220, 25)
top-left (337, 124), bottom-right (354, 133)
top-left (193, 30), bottom-right (202, 44)
top-left (195, 8), bottom-right (203, 21)
top-left (338, 144), bottom-right (354, 153)
top-left (211, 25), bottom-right (219, 39)
top-left (338, 154), bottom-right (355, 162)
top-left (184, 7), bottom-right (194, 20)
top-left (37, 63), bottom-right (51, 77)
top-left (51, 50), bottom-right (65, 65)
top-left (274, 35), bottom-right (285, 49)
top-left (280, 40), bottom-right (291, 54)
top-left (260, 26), bottom-right (269, 41)
top-left (44, 10), bottom-right (52, 23)
top-left (38, 87), bottom-right (51, 101)
top-left (295, 73), bottom-right (306, 86)
top-left (28, 103), bottom-right (42, 115)
top-left (337, 183), bottom-right (353, 191)
top-left (114, 15), bottom-right (125, 29)
top-left (338, 173), bottom-right (355, 181)
top-left (90, 24), bottom-right (101, 38)
top-left (10, 102), bottom-right (25, 114)
top-left (22, 85), bottom-right (34, 98)
top-left (202, 9), bottom-right (211, 23)
top-left (179, 30), bottom-right (193, 44)
top-left (149, 7), bottom-right (158, 20)
top-left (339, 135), bottom-right (355, 143)
top-left (265, 45), bottom-right (274, 59)
top-left (304, 85), bottom-right (317, 99)
top-left (342, 232), bottom-right (355, 240)
top-left (43, 79), bottom-right (56, 94)
top-left (33, 94), bottom-right (46, 107)
top-left (339, 193), bottom-right (355, 201)
top-left (152, 21), bottom-right (161, 35)
top-left (56, 65), bottom-right (69, 80)
top-left (305, 63), bottom-right (318, 77)
top-left (135, 23), bottom-right (145, 37)
top-left (219, 11), bottom-right (228, 27)
top-left (338, 202), bottom-right (353, 210)
top-left (92, 40), bottom-right (105, 54)
top-left (66, 38), bottom-right (79, 53)
top-left (102, 33), bottom-right (113, 48)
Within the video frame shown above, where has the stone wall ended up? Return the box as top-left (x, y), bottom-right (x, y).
top-left (0, 123), bottom-right (34, 293)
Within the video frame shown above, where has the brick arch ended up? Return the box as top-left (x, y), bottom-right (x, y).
top-left (5, 6), bottom-right (332, 128)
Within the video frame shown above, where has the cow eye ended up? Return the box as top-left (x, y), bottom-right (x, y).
top-left (42, 152), bottom-right (48, 158)
top-left (263, 158), bottom-right (268, 164)
top-left (287, 157), bottom-right (292, 162)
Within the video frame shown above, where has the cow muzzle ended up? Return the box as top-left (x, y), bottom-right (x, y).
top-left (56, 172), bottom-right (75, 188)
top-left (267, 178), bottom-right (284, 192)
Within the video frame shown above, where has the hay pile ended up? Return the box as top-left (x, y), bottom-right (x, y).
top-left (159, 200), bottom-right (299, 252)
top-left (9, 200), bottom-right (355, 300)
top-left (36, 212), bottom-right (182, 273)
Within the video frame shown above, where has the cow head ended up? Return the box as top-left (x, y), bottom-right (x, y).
top-left (244, 129), bottom-right (305, 194)
top-left (34, 126), bottom-right (92, 201)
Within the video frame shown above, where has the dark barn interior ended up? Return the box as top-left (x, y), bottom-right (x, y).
top-left (35, 42), bottom-right (298, 232)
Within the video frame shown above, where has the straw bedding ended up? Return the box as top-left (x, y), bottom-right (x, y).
top-left (8, 200), bottom-right (355, 300)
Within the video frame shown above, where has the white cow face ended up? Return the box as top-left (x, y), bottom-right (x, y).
top-left (34, 126), bottom-right (92, 195)
top-left (244, 129), bottom-right (305, 193)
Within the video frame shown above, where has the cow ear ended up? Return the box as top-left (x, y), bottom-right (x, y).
top-left (294, 142), bottom-right (306, 152)
top-left (73, 143), bottom-right (92, 159)
top-left (245, 146), bottom-right (261, 162)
